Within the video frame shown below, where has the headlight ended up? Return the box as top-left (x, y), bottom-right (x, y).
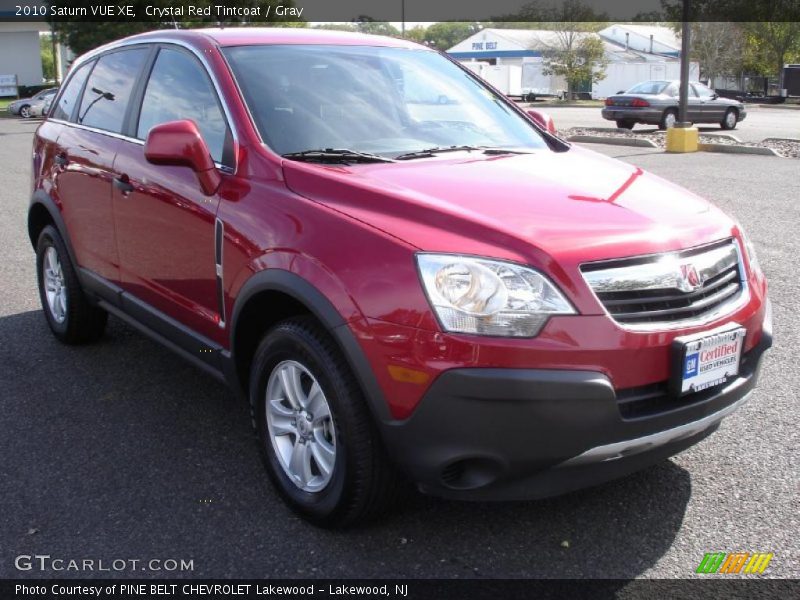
top-left (738, 226), bottom-right (761, 274)
top-left (416, 254), bottom-right (575, 337)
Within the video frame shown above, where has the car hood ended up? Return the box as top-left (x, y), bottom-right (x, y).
top-left (282, 145), bottom-right (735, 266)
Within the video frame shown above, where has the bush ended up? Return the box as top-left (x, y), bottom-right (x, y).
top-left (18, 84), bottom-right (55, 98)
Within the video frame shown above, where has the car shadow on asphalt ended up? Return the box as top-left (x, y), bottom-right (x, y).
top-left (0, 309), bottom-right (691, 579)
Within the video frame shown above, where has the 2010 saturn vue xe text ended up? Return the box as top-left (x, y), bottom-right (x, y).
top-left (29, 28), bottom-right (772, 527)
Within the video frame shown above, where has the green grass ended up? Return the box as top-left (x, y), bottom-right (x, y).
top-left (0, 97), bottom-right (14, 118)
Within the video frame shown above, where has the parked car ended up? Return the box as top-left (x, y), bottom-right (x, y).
top-left (602, 80), bottom-right (747, 130)
top-left (29, 92), bottom-right (56, 118)
top-left (30, 29), bottom-right (771, 527)
top-left (8, 87), bottom-right (58, 119)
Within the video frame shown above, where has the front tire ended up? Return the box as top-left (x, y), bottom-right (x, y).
top-left (721, 108), bottom-right (738, 130)
top-left (36, 225), bottom-right (107, 344)
top-left (19, 105), bottom-right (31, 119)
top-left (250, 317), bottom-right (403, 527)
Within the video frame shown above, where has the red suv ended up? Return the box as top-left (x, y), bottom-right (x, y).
top-left (29, 28), bottom-right (771, 527)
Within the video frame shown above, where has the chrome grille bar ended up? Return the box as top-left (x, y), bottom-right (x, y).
top-left (581, 239), bottom-right (747, 328)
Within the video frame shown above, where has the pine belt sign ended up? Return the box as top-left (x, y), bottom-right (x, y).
top-left (0, 74), bottom-right (18, 98)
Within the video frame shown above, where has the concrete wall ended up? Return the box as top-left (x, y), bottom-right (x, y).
top-left (0, 25), bottom-right (44, 87)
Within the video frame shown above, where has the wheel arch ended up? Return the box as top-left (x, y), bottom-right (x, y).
top-left (28, 191), bottom-right (78, 268)
top-left (229, 269), bottom-right (392, 423)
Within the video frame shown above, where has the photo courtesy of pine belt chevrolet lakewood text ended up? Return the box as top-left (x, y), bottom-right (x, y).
top-left (28, 28), bottom-right (772, 527)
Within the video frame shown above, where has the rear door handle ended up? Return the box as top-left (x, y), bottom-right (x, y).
top-left (113, 175), bottom-right (134, 194)
top-left (54, 154), bottom-right (68, 167)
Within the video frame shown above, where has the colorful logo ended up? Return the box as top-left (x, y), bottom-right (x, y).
top-left (679, 263), bottom-right (703, 292)
top-left (684, 353), bottom-right (699, 377)
top-left (696, 552), bottom-right (773, 574)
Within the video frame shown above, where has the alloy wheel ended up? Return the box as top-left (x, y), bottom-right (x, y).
top-left (42, 246), bottom-right (67, 323)
top-left (265, 360), bottom-right (336, 493)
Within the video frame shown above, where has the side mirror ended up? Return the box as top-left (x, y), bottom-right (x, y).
top-left (144, 120), bottom-right (221, 196)
top-left (526, 109), bottom-right (557, 134)
top-left (617, 90), bottom-right (625, 94)
top-left (711, 93), bottom-right (719, 100)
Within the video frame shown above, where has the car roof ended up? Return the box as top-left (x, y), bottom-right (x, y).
top-left (71, 27), bottom-right (428, 72)
top-left (109, 27), bottom-right (422, 50)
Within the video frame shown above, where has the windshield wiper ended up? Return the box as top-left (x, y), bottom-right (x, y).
top-left (394, 146), bottom-right (534, 160)
top-left (281, 149), bottom-right (394, 164)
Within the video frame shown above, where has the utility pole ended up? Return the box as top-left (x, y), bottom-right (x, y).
top-left (401, 0), bottom-right (405, 36)
top-left (666, 0), bottom-right (699, 152)
top-left (50, 23), bottom-right (59, 85)
top-left (677, 0), bottom-right (691, 127)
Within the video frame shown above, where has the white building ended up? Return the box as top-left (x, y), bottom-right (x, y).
top-left (0, 20), bottom-right (72, 96)
top-left (447, 25), bottom-right (697, 99)
top-left (598, 24), bottom-right (681, 57)
top-left (0, 22), bottom-right (44, 89)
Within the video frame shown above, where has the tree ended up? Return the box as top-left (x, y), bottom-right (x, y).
top-left (352, 20), bottom-right (399, 37)
top-left (402, 25), bottom-right (428, 44)
top-left (684, 22), bottom-right (746, 85)
top-left (48, 0), bottom-right (303, 56)
top-left (40, 33), bottom-right (56, 81)
top-left (662, 0), bottom-right (800, 87)
top-left (421, 22), bottom-right (482, 50)
top-left (743, 22), bottom-right (800, 89)
top-left (490, 0), bottom-right (607, 24)
top-left (539, 31), bottom-right (608, 99)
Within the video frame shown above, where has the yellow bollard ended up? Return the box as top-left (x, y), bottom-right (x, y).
top-left (665, 126), bottom-right (699, 153)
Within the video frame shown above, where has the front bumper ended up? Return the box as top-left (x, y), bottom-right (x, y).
top-left (382, 300), bottom-right (772, 501)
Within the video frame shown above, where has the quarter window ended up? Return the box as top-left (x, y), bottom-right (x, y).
top-left (51, 62), bottom-right (93, 122)
top-left (136, 48), bottom-right (229, 164)
top-left (78, 48), bottom-right (148, 133)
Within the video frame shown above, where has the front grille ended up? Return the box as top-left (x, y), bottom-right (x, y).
top-left (582, 239), bottom-right (745, 327)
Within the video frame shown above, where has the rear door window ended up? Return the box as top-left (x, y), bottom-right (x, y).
top-left (78, 48), bottom-right (149, 133)
top-left (51, 62), bottom-right (93, 122)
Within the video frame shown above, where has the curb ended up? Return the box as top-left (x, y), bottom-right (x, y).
top-left (697, 133), bottom-right (743, 143)
top-left (697, 143), bottom-right (781, 156)
top-left (754, 104), bottom-right (800, 110)
top-left (762, 137), bottom-right (800, 143)
top-left (521, 103), bottom-right (604, 109)
top-left (567, 135), bottom-right (659, 148)
top-left (581, 127), bottom-right (644, 134)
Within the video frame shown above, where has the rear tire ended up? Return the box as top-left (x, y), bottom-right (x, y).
top-left (659, 109), bottom-right (678, 130)
top-left (36, 225), bottom-right (107, 344)
top-left (721, 108), bottom-right (738, 130)
top-left (615, 119), bottom-right (635, 130)
top-left (250, 316), bottom-right (404, 528)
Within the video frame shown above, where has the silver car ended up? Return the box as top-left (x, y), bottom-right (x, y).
top-left (28, 93), bottom-right (55, 118)
top-left (7, 88), bottom-right (58, 119)
top-left (601, 80), bottom-right (747, 130)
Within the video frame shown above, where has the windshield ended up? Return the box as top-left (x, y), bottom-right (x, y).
top-left (625, 81), bottom-right (669, 95)
top-left (223, 44), bottom-right (549, 158)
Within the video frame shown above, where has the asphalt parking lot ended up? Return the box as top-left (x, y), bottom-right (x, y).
top-left (0, 118), bottom-right (797, 579)
top-left (539, 104), bottom-right (800, 142)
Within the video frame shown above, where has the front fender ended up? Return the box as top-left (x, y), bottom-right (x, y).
top-left (229, 265), bottom-right (393, 422)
